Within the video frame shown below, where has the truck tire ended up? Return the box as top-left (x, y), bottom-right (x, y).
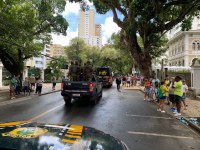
top-left (90, 94), bottom-right (97, 105)
top-left (64, 96), bottom-right (71, 105)
top-left (99, 90), bottom-right (102, 98)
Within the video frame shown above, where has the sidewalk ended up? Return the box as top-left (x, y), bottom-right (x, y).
top-left (0, 83), bottom-right (61, 103)
top-left (122, 84), bottom-right (200, 118)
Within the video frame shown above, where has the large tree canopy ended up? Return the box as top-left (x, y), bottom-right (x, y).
top-left (71, 0), bottom-right (200, 77)
top-left (0, 0), bottom-right (68, 75)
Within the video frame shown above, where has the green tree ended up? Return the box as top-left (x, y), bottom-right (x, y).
top-left (70, 0), bottom-right (200, 77)
top-left (46, 56), bottom-right (67, 80)
top-left (65, 37), bottom-right (87, 64)
top-left (0, 0), bottom-right (68, 76)
top-left (109, 33), bottom-right (134, 74)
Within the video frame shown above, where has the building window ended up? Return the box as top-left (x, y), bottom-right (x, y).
top-left (192, 40), bottom-right (200, 51)
top-left (198, 43), bottom-right (200, 50)
top-left (182, 60), bottom-right (185, 66)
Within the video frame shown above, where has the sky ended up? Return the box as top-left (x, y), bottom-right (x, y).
top-left (52, 2), bottom-right (121, 46)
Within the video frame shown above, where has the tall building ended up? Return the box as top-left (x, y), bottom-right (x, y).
top-left (167, 17), bottom-right (200, 67)
top-left (78, 9), bottom-right (102, 47)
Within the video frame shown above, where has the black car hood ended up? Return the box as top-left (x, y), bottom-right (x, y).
top-left (0, 121), bottom-right (127, 150)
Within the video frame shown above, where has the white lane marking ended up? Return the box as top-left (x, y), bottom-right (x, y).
top-left (128, 131), bottom-right (194, 139)
top-left (0, 97), bottom-right (33, 106)
top-left (126, 114), bottom-right (172, 120)
top-left (29, 104), bottom-right (63, 121)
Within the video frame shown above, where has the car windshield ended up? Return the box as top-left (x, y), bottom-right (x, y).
top-left (1, 1), bottom-right (200, 150)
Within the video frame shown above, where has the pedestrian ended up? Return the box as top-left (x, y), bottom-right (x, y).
top-left (157, 81), bottom-right (168, 113)
top-left (52, 76), bottom-right (57, 90)
top-left (127, 75), bottom-right (131, 87)
top-left (168, 77), bottom-right (176, 111)
top-left (22, 77), bottom-right (30, 96)
top-left (35, 76), bottom-right (43, 96)
top-left (15, 74), bottom-right (21, 96)
top-left (172, 76), bottom-right (183, 116)
top-left (165, 75), bottom-right (170, 105)
top-left (10, 75), bottom-right (17, 99)
top-left (116, 76), bottom-right (121, 91)
top-left (30, 76), bottom-right (35, 92)
top-left (122, 76), bottom-right (126, 87)
top-left (144, 79), bottom-right (151, 101)
top-left (182, 80), bottom-right (188, 110)
top-left (149, 83), bottom-right (155, 102)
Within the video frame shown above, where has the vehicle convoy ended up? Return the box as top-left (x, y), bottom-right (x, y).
top-left (0, 121), bottom-right (129, 150)
top-left (96, 67), bottom-right (113, 87)
top-left (61, 61), bottom-right (103, 105)
top-left (61, 75), bottom-right (103, 105)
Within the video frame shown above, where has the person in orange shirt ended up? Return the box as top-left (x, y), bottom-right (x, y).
top-left (144, 79), bottom-right (151, 101)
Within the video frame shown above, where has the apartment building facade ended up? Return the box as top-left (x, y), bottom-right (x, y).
top-left (78, 9), bottom-right (102, 47)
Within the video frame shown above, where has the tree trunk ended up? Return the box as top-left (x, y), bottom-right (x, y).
top-left (0, 49), bottom-right (23, 76)
top-left (125, 40), bottom-right (152, 78)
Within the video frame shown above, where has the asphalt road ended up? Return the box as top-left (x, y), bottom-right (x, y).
top-left (0, 84), bottom-right (200, 150)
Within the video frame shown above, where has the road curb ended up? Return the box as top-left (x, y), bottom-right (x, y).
top-left (131, 88), bottom-right (200, 134)
top-left (182, 117), bottom-right (200, 134)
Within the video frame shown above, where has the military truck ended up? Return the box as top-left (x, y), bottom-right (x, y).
top-left (61, 75), bottom-right (103, 105)
top-left (96, 67), bottom-right (113, 87)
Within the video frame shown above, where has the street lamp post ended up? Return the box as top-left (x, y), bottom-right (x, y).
top-left (161, 58), bottom-right (168, 81)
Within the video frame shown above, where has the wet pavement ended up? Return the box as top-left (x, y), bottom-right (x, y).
top-left (0, 84), bottom-right (200, 150)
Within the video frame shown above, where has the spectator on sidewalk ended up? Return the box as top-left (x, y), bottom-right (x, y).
top-left (15, 74), bottom-right (21, 96)
top-left (116, 76), bottom-right (121, 91)
top-left (169, 77), bottom-right (176, 111)
top-left (144, 79), bottom-right (151, 101)
top-left (165, 75), bottom-right (170, 105)
top-left (23, 77), bottom-right (30, 96)
top-left (157, 81), bottom-right (169, 113)
top-left (35, 76), bottom-right (43, 96)
top-left (172, 76), bottom-right (183, 116)
top-left (10, 75), bottom-right (17, 99)
top-left (52, 76), bottom-right (57, 90)
top-left (122, 76), bottom-right (127, 87)
top-left (182, 80), bottom-right (188, 110)
top-left (127, 75), bottom-right (131, 87)
top-left (29, 76), bottom-right (35, 92)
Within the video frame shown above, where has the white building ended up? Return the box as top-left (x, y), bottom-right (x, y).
top-left (167, 17), bottom-right (200, 67)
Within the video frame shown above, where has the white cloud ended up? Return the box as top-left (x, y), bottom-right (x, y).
top-left (101, 17), bottom-right (121, 45)
top-left (62, 2), bottom-right (80, 16)
top-left (62, 1), bottom-right (93, 17)
top-left (51, 28), bottom-right (78, 46)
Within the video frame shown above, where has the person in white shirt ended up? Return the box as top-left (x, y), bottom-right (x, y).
top-left (182, 80), bottom-right (188, 110)
top-left (127, 75), bottom-right (131, 87)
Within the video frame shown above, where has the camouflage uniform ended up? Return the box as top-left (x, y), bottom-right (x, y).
top-left (72, 61), bottom-right (81, 81)
top-left (68, 61), bottom-right (74, 81)
top-left (83, 61), bottom-right (93, 81)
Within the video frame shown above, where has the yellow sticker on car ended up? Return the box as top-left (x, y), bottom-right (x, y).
top-left (2, 127), bottom-right (48, 138)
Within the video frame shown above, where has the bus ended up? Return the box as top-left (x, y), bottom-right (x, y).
top-left (96, 67), bottom-right (113, 87)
